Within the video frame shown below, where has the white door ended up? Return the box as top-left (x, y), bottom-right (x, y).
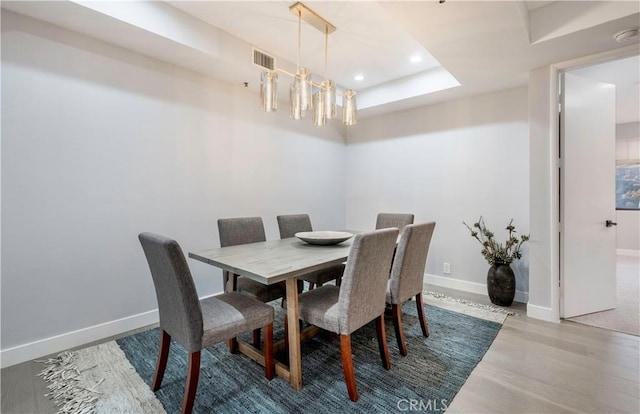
top-left (561, 72), bottom-right (617, 319)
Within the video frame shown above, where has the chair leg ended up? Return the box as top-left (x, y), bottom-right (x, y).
top-left (264, 323), bottom-right (275, 380)
top-left (152, 330), bottom-right (171, 391)
top-left (228, 338), bottom-right (239, 354)
top-left (253, 328), bottom-right (261, 348)
top-left (309, 282), bottom-right (315, 290)
top-left (391, 304), bottom-right (408, 356)
top-left (325, 330), bottom-right (335, 342)
top-left (339, 334), bottom-right (359, 402)
top-left (416, 293), bottom-right (430, 338)
top-left (375, 315), bottom-right (391, 369)
top-left (182, 351), bottom-right (201, 414)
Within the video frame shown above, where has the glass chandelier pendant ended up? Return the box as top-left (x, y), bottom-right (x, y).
top-left (342, 89), bottom-right (357, 125)
top-left (321, 80), bottom-right (336, 119)
top-left (260, 71), bottom-right (278, 112)
top-left (256, 3), bottom-right (357, 127)
top-left (289, 80), bottom-right (303, 120)
top-left (313, 91), bottom-right (326, 126)
top-left (297, 67), bottom-right (313, 111)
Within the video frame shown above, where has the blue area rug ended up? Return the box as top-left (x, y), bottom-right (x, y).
top-left (117, 302), bottom-right (501, 413)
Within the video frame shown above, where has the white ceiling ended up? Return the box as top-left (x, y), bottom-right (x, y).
top-left (2, 1), bottom-right (639, 120)
top-left (168, 1), bottom-right (443, 91)
top-left (525, 1), bottom-right (556, 11)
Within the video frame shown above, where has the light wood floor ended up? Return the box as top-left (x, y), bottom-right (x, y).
top-left (2, 288), bottom-right (638, 414)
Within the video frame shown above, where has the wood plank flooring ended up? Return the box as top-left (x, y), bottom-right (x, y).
top-left (446, 299), bottom-right (639, 413)
top-left (2, 288), bottom-right (638, 413)
top-left (1, 358), bottom-right (56, 414)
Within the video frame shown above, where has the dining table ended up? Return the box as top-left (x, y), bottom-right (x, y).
top-left (188, 234), bottom-right (355, 390)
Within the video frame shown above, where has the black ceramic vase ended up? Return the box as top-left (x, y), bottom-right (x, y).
top-left (487, 263), bottom-right (515, 306)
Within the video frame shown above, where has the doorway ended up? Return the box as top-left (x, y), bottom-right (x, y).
top-left (560, 54), bottom-right (640, 336)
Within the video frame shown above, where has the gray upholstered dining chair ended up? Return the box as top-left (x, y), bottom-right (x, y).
top-left (375, 213), bottom-right (415, 231)
top-left (218, 217), bottom-right (288, 347)
top-left (277, 214), bottom-right (345, 289)
top-left (297, 228), bottom-right (399, 402)
top-left (138, 232), bottom-right (275, 414)
top-left (386, 222), bottom-right (436, 356)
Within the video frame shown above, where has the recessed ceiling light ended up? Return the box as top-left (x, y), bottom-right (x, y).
top-left (354, 74), bottom-right (364, 81)
top-left (410, 55), bottom-right (422, 63)
top-left (614, 28), bottom-right (639, 43)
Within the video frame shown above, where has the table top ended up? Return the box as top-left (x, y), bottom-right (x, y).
top-left (189, 236), bottom-right (354, 285)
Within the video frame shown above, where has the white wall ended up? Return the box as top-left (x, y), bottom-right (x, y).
top-left (527, 65), bottom-right (560, 322)
top-left (1, 12), bottom-right (345, 363)
top-left (616, 121), bottom-right (640, 252)
top-left (345, 87), bottom-right (530, 299)
top-left (617, 210), bottom-right (640, 252)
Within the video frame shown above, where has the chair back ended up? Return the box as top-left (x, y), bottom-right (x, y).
top-left (338, 228), bottom-right (399, 334)
top-left (388, 222), bottom-right (436, 304)
top-left (138, 232), bottom-right (203, 352)
top-left (218, 217), bottom-right (267, 290)
top-left (277, 214), bottom-right (312, 239)
top-left (375, 213), bottom-right (414, 231)
top-left (218, 217), bottom-right (266, 247)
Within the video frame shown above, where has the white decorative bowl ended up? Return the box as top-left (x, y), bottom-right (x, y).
top-left (295, 231), bottom-right (353, 246)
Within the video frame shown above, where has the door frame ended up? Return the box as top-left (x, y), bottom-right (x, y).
top-left (550, 45), bottom-right (639, 321)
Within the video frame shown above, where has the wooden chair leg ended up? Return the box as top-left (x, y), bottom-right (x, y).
top-left (152, 330), bottom-right (171, 391)
top-left (228, 337), bottom-right (239, 354)
top-left (253, 328), bottom-right (261, 348)
top-left (416, 293), bottom-right (430, 338)
top-left (391, 304), bottom-right (408, 356)
top-left (264, 323), bottom-right (275, 380)
top-left (309, 282), bottom-right (315, 290)
top-left (340, 334), bottom-right (359, 402)
top-left (182, 351), bottom-right (200, 414)
top-left (375, 315), bottom-right (391, 369)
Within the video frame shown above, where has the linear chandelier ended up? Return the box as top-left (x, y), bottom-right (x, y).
top-left (260, 2), bottom-right (357, 126)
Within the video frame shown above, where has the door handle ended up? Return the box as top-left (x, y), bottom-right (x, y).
top-left (605, 220), bottom-right (617, 227)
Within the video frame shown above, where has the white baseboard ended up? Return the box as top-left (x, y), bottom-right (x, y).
top-left (0, 293), bottom-right (220, 368)
top-left (424, 273), bottom-right (529, 304)
top-left (1, 309), bottom-right (160, 368)
top-left (617, 249), bottom-right (640, 257)
top-left (526, 303), bottom-right (559, 323)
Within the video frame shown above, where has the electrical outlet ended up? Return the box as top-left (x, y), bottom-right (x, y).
top-left (443, 262), bottom-right (451, 274)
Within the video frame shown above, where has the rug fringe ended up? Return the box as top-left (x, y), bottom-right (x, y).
top-left (424, 290), bottom-right (517, 316)
top-left (37, 352), bottom-right (102, 414)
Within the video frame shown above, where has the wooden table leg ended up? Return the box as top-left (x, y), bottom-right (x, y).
top-left (285, 278), bottom-right (302, 390)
